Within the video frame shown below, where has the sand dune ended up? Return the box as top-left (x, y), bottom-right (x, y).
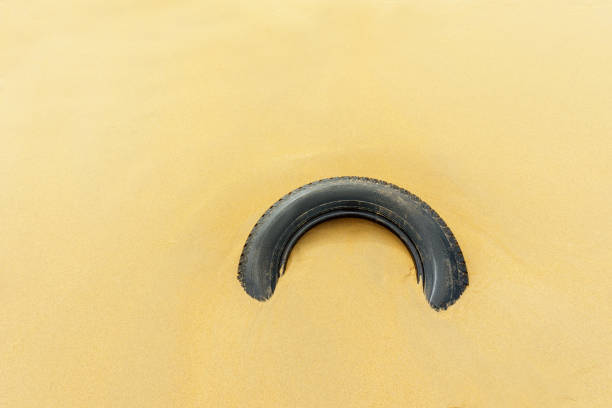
top-left (2, 1), bottom-right (611, 406)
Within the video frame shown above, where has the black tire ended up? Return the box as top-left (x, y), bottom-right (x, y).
top-left (237, 177), bottom-right (468, 310)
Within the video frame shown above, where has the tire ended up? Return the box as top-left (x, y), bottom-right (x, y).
top-left (237, 177), bottom-right (468, 310)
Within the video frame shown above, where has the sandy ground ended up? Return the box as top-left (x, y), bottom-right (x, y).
top-left (2, 1), bottom-right (612, 406)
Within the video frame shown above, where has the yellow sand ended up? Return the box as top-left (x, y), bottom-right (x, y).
top-left (2, 1), bottom-right (611, 406)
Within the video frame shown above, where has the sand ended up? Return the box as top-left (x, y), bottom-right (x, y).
top-left (1, 0), bottom-right (611, 406)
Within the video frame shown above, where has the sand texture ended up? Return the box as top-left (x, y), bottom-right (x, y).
top-left (2, 1), bottom-right (611, 406)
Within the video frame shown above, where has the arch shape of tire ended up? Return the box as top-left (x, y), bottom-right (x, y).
top-left (237, 177), bottom-right (468, 310)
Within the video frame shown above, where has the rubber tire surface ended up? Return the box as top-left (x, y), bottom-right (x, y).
top-left (238, 177), bottom-right (468, 310)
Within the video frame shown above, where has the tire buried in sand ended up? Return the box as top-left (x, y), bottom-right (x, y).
top-left (237, 177), bottom-right (468, 310)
